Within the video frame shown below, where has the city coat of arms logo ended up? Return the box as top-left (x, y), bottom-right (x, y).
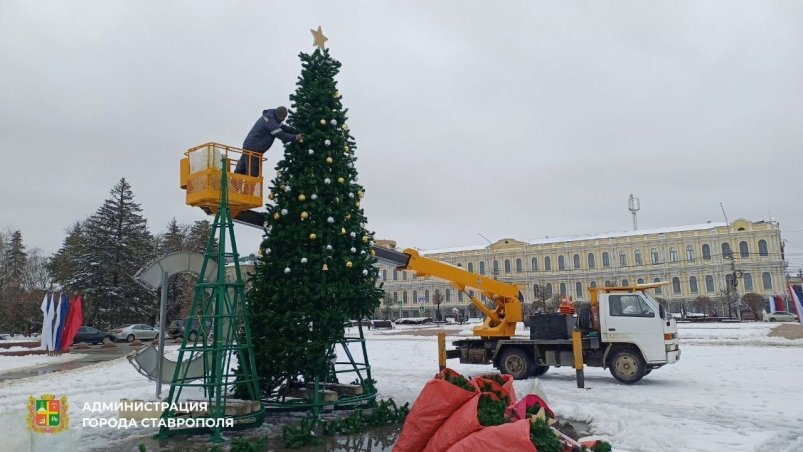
top-left (27, 394), bottom-right (69, 433)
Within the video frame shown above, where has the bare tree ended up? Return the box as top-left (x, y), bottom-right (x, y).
top-left (694, 296), bottom-right (713, 318)
top-left (741, 292), bottom-right (766, 321)
top-left (432, 289), bottom-right (444, 321)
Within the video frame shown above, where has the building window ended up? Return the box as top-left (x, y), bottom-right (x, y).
top-left (637, 278), bottom-right (645, 285)
top-left (758, 240), bottom-right (768, 256)
top-left (576, 282), bottom-right (583, 298)
top-left (558, 255), bottom-right (566, 271)
top-left (669, 248), bottom-right (678, 262)
top-left (702, 244), bottom-right (711, 260)
top-left (425, 289), bottom-right (430, 302)
top-left (545, 283), bottom-right (553, 297)
top-left (504, 259), bottom-right (511, 273)
top-left (653, 278), bottom-right (662, 295)
top-left (705, 275), bottom-right (714, 292)
top-left (531, 257), bottom-right (538, 271)
top-left (456, 263), bottom-right (462, 267)
top-left (467, 262), bottom-right (474, 273)
top-left (686, 245), bottom-right (695, 262)
top-left (533, 284), bottom-right (540, 298)
top-left (722, 242), bottom-right (732, 259)
top-left (634, 249), bottom-right (642, 265)
top-left (479, 261), bottom-right (486, 275)
top-left (602, 252), bottom-right (610, 268)
top-left (573, 254), bottom-right (581, 269)
top-left (762, 272), bottom-right (772, 290)
top-left (587, 253), bottom-right (596, 269)
top-left (689, 276), bottom-right (698, 294)
top-left (403, 292), bottom-right (408, 303)
top-left (743, 273), bottom-right (753, 290)
top-left (739, 241), bottom-right (749, 258)
top-left (544, 257), bottom-right (552, 271)
top-left (393, 292), bottom-right (398, 303)
top-left (650, 248), bottom-right (659, 264)
top-left (590, 281), bottom-right (597, 288)
top-left (619, 250), bottom-right (627, 267)
top-left (382, 269), bottom-right (387, 281)
top-left (403, 271), bottom-right (407, 280)
top-left (458, 291), bottom-right (464, 302)
top-left (493, 260), bottom-right (499, 275)
top-left (393, 269), bottom-right (398, 281)
top-left (726, 274), bottom-right (734, 290)
top-left (515, 258), bottom-right (522, 273)
top-left (559, 283), bottom-right (566, 295)
top-left (605, 280), bottom-right (613, 287)
top-left (622, 279), bottom-right (629, 287)
top-left (413, 290), bottom-right (418, 303)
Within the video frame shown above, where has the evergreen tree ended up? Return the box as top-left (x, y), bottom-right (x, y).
top-left (82, 178), bottom-right (154, 327)
top-left (248, 48), bottom-right (383, 396)
top-left (3, 230), bottom-right (28, 289)
top-left (50, 222), bottom-right (87, 291)
top-left (157, 218), bottom-right (194, 320)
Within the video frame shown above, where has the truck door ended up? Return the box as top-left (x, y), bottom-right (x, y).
top-left (600, 293), bottom-right (666, 363)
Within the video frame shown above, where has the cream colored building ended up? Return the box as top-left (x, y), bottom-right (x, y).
top-left (376, 219), bottom-right (786, 319)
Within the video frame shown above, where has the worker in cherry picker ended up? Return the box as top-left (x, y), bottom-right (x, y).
top-left (234, 106), bottom-right (303, 176)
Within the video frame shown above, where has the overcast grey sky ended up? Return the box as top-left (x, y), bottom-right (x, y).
top-left (1, 1), bottom-right (802, 270)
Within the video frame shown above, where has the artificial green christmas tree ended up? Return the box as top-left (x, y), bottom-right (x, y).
top-left (247, 43), bottom-right (383, 400)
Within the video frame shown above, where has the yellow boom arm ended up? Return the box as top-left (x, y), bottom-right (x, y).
top-left (401, 249), bottom-right (522, 338)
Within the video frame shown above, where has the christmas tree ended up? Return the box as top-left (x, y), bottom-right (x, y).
top-left (247, 39), bottom-right (383, 398)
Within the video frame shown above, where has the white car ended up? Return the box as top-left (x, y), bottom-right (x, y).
top-left (764, 311), bottom-right (799, 322)
top-left (111, 324), bottom-right (159, 342)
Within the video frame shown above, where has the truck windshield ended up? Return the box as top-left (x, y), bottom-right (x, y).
top-left (643, 292), bottom-right (668, 320)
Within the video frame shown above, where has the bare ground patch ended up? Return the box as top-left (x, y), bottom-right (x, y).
top-left (768, 323), bottom-right (803, 340)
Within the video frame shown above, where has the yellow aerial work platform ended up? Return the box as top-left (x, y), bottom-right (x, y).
top-left (179, 142), bottom-right (265, 217)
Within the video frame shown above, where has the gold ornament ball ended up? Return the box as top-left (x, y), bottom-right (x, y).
top-left (320, 119), bottom-right (326, 125)
top-left (362, 236), bottom-right (369, 243)
top-left (268, 192), bottom-right (275, 200)
top-left (301, 211), bottom-right (309, 220)
top-left (345, 214), bottom-right (351, 220)
top-left (322, 263), bottom-right (329, 271)
top-left (341, 228), bottom-right (346, 235)
top-left (309, 233), bottom-right (317, 240)
top-left (335, 197), bottom-right (340, 203)
top-left (326, 157), bottom-right (333, 164)
top-left (298, 194), bottom-right (306, 202)
top-left (370, 250), bottom-right (376, 256)
top-left (356, 202), bottom-right (361, 208)
top-left (344, 145), bottom-right (350, 151)
top-left (358, 191), bottom-right (364, 199)
top-left (338, 177), bottom-right (345, 184)
top-left (335, 91), bottom-right (341, 98)
top-left (346, 261), bottom-right (353, 268)
top-left (273, 212), bottom-right (281, 220)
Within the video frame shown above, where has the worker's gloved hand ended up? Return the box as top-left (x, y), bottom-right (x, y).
top-left (296, 133), bottom-right (304, 142)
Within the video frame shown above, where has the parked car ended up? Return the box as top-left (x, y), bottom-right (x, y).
top-left (764, 311), bottom-right (799, 322)
top-left (111, 324), bottom-right (159, 342)
top-left (74, 326), bottom-right (114, 345)
top-left (167, 318), bottom-right (209, 341)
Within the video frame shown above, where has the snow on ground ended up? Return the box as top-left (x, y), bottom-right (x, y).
top-left (0, 352), bottom-right (86, 374)
top-left (0, 323), bottom-right (800, 451)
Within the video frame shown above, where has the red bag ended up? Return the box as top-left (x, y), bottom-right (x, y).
top-left (446, 419), bottom-right (536, 452)
top-left (471, 374), bottom-right (517, 406)
top-left (506, 394), bottom-right (554, 421)
top-left (393, 369), bottom-right (479, 452)
top-left (424, 394), bottom-right (484, 452)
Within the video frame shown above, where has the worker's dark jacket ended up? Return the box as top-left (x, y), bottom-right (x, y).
top-left (235, 109), bottom-right (297, 176)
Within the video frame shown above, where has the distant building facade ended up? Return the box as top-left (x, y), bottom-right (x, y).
top-left (376, 219), bottom-right (786, 319)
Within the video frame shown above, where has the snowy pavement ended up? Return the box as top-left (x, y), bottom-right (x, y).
top-left (0, 352), bottom-right (86, 374)
top-left (0, 323), bottom-right (800, 451)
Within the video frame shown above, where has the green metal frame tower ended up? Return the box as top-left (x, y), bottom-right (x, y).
top-left (158, 162), bottom-right (264, 442)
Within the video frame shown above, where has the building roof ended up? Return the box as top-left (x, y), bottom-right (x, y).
top-left (420, 222), bottom-right (731, 255)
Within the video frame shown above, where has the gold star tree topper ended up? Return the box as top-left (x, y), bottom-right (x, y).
top-left (311, 26), bottom-right (328, 49)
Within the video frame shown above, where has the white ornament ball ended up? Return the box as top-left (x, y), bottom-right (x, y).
top-left (362, 270), bottom-right (369, 276)
top-left (361, 250), bottom-right (366, 255)
top-left (284, 267), bottom-right (291, 274)
top-left (311, 194), bottom-right (318, 200)
top-left (281, 209), bottom-right (288, 215)
top-left (284, 186), bottom-right (291, 192)
top-left (324, 178), bottom-right (331, 184)
top-left (325, 139), bottom-right (331, 146)
top-left (350, 232), bottom-right (356, 238)
top-left (330, 119), bottom-right (337, 126)
top-left (301, 258), bottom-right (308, 264)
top-left (326, 244), bottom-right (333, 250)
top-left (350, 247), bottom-right (357, 253)
top-left (348, 162), bottom-right (354, 169)
top-left (266, 248), bottom-right (271, 254)
top-left (349, 192), bottom-right (355, 198)
top-left (327, 216), bottom-right (334, 224)
top-left (308, 149), bottom-right (315, 155)
top-left (369, 241), bottom-right (375, 246)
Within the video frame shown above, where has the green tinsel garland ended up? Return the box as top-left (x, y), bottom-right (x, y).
top-left (530, 417), bottom-right (561, 452)
top-left (477, 394), bottom-right (507, 426)
top-left (443, 372), bottom-right (474, 392)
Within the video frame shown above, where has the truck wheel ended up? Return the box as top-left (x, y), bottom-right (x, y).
top-left (498, 348), bottom-right (533, 380)
top-left (532, 365), bottom-right (550, 377)
top-left (608, 349), bottom-right (646, 384)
